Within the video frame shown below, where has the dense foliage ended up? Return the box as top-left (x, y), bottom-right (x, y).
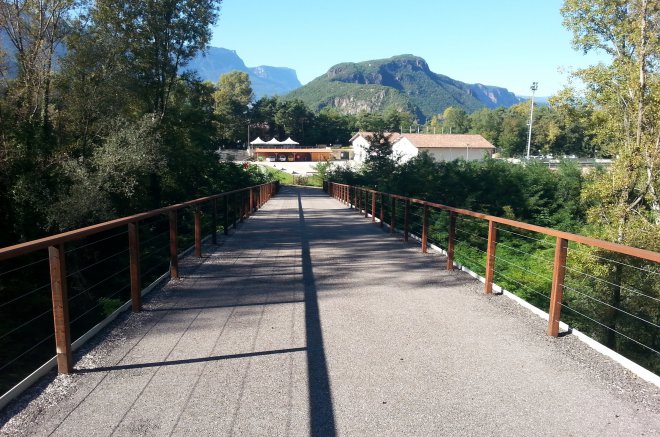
top-left (0, 0), bottom-right (276, 247)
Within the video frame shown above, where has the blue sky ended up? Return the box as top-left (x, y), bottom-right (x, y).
top-left (210, 0), bottom-right (606, 97)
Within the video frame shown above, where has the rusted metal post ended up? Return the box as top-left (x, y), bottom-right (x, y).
top-left (390, 197), bottom-right (396, 234)
top-left (371, 192), bottom-right (376, 223)
top-left (485, 220), bottom-right (497, 294)
top-left (48, 244), bottom-right (73, 374)
top-left (211, 199), bottom-right (218, 244)
top-left (224, 195), bottom-right (229, 235)
top-left (359, 189), bottom-right (363, 214)
top-left (380, 194), bottom-right (384, 228)
top-left (233, 194), bottom-right (238, 228)
top-left (447, 212), bottom-right (456, 270)
top-left (194, 208), bottom-right (202, 258)
top-left (404, 200), bottom-right (410, 241)
top-left (169, 210), bottom-right (179, 279)
top-left (548, 237), bottom-right (568, 336)
top-left (364, 190), bottom-right (368, 218)
top-left (128, 222), bottom-right (141, 312)
top-left (249, 188), bottom-right (254, 214)
top-left (239, 192), bottom-right (244, 223)
top-left (421, 205), bottom-right (429, 253)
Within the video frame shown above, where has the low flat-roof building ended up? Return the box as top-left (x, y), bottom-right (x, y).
top-left (254, 148), bottom-right (333, 162)
top-left (250, 137), bottom-right (332, 161)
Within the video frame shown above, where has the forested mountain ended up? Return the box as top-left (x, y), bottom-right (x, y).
top-left (286, 55), bottom-right (523, 121)
top-left (185, 47), bottom-right (301, 98)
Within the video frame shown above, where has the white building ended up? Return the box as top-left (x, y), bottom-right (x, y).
top-left (350, 132), bottom-right (495, 163)
top-left (349, 132), bottom-right (402, 164)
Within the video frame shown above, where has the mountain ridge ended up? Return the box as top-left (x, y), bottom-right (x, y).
top-left (184, 47), bottom-right (301, 99)
top-left (286, 54), bottom-right (524, 121)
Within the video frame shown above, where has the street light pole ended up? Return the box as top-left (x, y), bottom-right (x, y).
top-left (526, 82), bottom-right (538, 160)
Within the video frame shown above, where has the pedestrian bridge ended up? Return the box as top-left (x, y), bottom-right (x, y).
top-left (1, 186), bottom-right (659, 436)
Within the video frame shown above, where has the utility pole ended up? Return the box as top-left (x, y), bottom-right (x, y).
top-left (526, 82), bottom-right (538, 160)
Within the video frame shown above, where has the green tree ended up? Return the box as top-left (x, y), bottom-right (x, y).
top-left (213, 71), bottom-right (253, 148)
top-left (469, 108), bottom-right (503, 145)
top-left (498, 104), bottom-right (528, 157)
top-left (441, 106), bottom-right (470, 134)
top-left (90, 0), bottom-right (222, 119)
top-left (561, 0), bottom-right (660, 357)
top-left (0, 0), bottom-right (77, 130)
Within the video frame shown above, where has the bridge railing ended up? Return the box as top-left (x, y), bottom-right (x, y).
top-left (0, 181), bottom-right (279, 399)
top-left (324, 181), bottom-right (660, 374)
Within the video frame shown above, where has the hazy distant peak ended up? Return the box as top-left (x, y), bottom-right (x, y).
top-left (184, 47), bottom-right (301, 98)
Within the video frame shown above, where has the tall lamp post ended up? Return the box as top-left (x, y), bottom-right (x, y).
top-left (526, 82), bottom-right (538, 160)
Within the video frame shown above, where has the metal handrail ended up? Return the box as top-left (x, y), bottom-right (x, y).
top-left (0, 181), bottom-right (280, 376)
top-left (323, 181), bottom-right (660, 340)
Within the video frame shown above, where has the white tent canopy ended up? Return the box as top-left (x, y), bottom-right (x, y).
top-left (265, 138), bottom-right (282, 145)
top-left (250, 137), bottom-right (267, 145)
top-left (281, 137), bottom-right (299, 145)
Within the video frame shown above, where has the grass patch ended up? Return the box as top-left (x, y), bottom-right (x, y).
top-left (262, 166), bottom-right (294, 184)
top-left (261, 166), bottom-right (323, 187)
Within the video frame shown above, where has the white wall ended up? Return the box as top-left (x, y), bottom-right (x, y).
top-left (351, 136), bottom-right (371, 163)
top-left (422, 147), bottom-right (493, 162)
top-left (392, 138), bottom-right (419, 162)
top-left (393, 141), bottom-right (493, 163)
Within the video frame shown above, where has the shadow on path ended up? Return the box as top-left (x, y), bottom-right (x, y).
top-left (298, 191), bottom-right (337, 437)
top-left (76, 347), bottom-right (307, 373)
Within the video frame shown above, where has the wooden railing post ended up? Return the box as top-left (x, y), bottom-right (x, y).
top-left (404, 200), bottom-right (410, 242)
top-left (249, 188), bottom-right (254, 214)
top-left (364, 190), bottom-right (368, 218)
top-left (211, 199), bottom-right (218, 244)
top-left (371, 192), bottom-right (376, 223)
top-left (380, 194), bottom-right (384, 228)
top-left (233, 194), bottom-right (238, 228)
top-left (390, 197), bottom-right (396, 234)
top-left (223, 195), bottom-right (229, 235)
top-left (194, 208), bottom-right (202, 258)
top-left (128, 222), bottom-right (141, 312)
top-left (422, 205), bottom-right (429, 253)
top-left (485, 220), bottom-right (497, 294)
top-left (48, 244), bottom-right (72, 374)
top-left (239, 192), bottom-right (245, 223)
top-left (548, 237), bottom-right (568, 336)
top-left (169, 210), bottom-right (179, 279)
top-left (447, 212), bottom-right (456, 270)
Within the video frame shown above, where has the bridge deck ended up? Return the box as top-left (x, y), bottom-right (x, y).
top-left (2, 187), bottom-right (659, 436)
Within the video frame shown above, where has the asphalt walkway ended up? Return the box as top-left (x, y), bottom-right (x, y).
top-left (2, 186), bottom-right (659, 436)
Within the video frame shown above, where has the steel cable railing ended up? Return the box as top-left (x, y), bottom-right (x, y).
top-left (0, 181), bottom-right (279, 402)
top-left (325, 182), bottom-right (660, 376)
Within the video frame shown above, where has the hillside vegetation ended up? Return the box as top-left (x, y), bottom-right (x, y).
top-left (286, 54), bottom-right (522, 121)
